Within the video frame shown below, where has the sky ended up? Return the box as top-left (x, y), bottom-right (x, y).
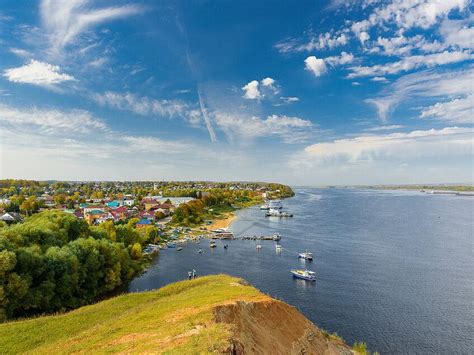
top-left (0, 0), bottom-right (473, 185)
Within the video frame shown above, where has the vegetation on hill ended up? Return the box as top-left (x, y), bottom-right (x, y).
top-left (0, 275), bottom-right (357, 354)
top-left (0, 211), bottom-right (152, 322)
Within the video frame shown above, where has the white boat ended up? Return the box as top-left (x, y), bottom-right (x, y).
top-left (275, 244), bottom-right (283, 252)
top-left (291, 269), bottom-right (316, 281)
top-left (260, 204), bottom-right (270, 210)
top-left (256, 244), bottom-right (262, 250)
top-left (209, 241), bottom-right (217, 248)
top-left (265, 208), bottom-right (293, 217)
top-left (298, 252), bottom-right (313, 261)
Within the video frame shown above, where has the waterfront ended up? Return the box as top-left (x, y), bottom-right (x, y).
top-left (129, 188), bottom-right (474, 354)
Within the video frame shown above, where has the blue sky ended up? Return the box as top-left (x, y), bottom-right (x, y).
top-left (0, 0), bottom-right (472, 185)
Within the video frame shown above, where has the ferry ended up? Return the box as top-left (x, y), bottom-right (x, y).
top-left (298, 252), bottom-right (313, 261)
top-left (291, 269), bottom-right (316, 281)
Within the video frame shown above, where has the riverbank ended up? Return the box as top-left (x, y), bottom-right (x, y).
top-left (206, 212), bottom-right (237, 230)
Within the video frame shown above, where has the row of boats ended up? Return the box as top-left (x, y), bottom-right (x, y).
top-left (260, 200), bottom-right (293, 218)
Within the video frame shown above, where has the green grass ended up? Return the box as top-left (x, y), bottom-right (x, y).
top-left (0, 275), bottom-right (267, 354)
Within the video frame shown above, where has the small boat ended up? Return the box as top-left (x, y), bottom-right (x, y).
top-left (260, 204), bottom-right (270, 210)
top-left (209, 241), bottom-right (217, 248)
top-left (198, 248), bottom-right (203, 254)
top-left (298, 252), bottom-right (313, 261)
top-left (223, 244), bottom-right (228, 249)
top-left (256, 244), bottom-right (262, 250)
top-left (275, 244), bottom-right (283, 252)
top-left (167, 242), bottom-right (176, 248)
top-left (177, 247), bottom-right (183, 251)
top-left (291, 269), bottom-right (316, 281)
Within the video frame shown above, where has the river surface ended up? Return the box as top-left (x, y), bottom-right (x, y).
top-left (129, 188), bottom-right (474, 354)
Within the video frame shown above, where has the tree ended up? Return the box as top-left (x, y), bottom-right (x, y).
top-left (130, 243), bottom-right (142, 260)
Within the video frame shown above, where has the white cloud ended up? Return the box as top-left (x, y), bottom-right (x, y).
top-left (348, 50), bottom-right (474, 78)
top-left (370, 76), bottom-right (388, 82)
top-left (364, 124), bottom-right (404, 131)
top-left (325, 52), bottom-right (355, 66)
top-left (242, 77), bottom-right (279, 100)
top-left (0, 103), bottom-right (106, 134)
top-left (371, 0), bottom-right (469, 30)
top-left (275, 31), bottom-right (348, 53)
top-left (93, 91), bottom-right (196, 120)
top-left (440, 16), bottom-right (474, 50)
top-left (214, 112), bottom-right (312, 143)
top-left (40, 0), bottom-right (143, 55)
top-left (279, 96), bottom-right (300, 104)
top-left (261, 77), bottom-right (275, 87)
top-left (3, 60), bottom-right (75, 86)
top-left (9, 48), bottom-right (33, 58)
top-left (366, 67), bottom-right (474, 120)
top-left (305, 56), bottom-right (327, 77)
top-left (420, 94), bottom-right (474, 124)
top-left (293, 127), bottom-right (473, 165)
top-left (242, 80), bottom-right (261, 100)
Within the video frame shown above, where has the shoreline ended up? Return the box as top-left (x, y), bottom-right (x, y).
top-left (206, 212), bottom-right (237, 230)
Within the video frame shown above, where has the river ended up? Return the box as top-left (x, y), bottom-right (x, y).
top-left (129, 188), bottom-right (474, 354)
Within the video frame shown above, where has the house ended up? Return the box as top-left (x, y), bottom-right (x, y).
top-left (0, 212), bottom-right (22, 223)
top-left (83, 205), bottom-right (105, 214)
top-left (113, 206), bottom-right (129, 219)
top-left (142, 198), bottom-right (159, 211)
top-left (139, 211), bottom-right (155, 221)
top-left (84, 209), bottom-right (107, 224)
top-left (136, 218), bottom-right (152, 228)
top-left (149, 203), bottom-right (173, 216)
top-left (122, 199), bottom-right (134, 206)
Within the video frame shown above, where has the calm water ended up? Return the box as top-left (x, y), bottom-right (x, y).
top-left (129, 188), bottom-right (474, 354)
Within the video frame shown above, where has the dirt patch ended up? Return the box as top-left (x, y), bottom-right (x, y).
top-left (213, 299), bottom-right (353, 355)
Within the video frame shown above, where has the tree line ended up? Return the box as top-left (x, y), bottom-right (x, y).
top-left (0, 211), bottom-right (156, 322)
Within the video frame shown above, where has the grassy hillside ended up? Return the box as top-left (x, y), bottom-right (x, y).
top-left (0, 275), bottom-right (354, 354)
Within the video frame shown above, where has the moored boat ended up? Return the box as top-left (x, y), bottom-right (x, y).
top-left (291, 269), bottom-right (316, 281)
top-left (298, 252), bottom-right (313, 260)
top-left (209, 241), bottom-right (217, 248)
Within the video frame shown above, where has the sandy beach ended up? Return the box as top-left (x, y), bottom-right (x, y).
top-left (207, 213), bottom-right (237, 230)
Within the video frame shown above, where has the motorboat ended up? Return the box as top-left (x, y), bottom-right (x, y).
top-left (275, 244), bottom-right (283, 252)
top-left (256, 244), bottom-right (262, 250)
top-left (166, 242), bottom-right (176, 248)
top-left (260, 203), bottom-right (270, 210)
top-left (223, 244), bottom-right (229, 249)
top-left (177, 247), bottom-right (183, 251)
top-left (209, 241), bottom-right (217, 248)
top-left (291, 269), bottom-right (316, 281)
top-left (298, 252), bottom-right (313, 261)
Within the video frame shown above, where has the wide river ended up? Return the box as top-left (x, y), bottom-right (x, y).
top-left (129, 188), bottom-right (473, 354)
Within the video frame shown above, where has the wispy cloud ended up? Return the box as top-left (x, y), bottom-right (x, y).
top-left (292, 126), bottom-right (473, 166)
top-left (40, 0), bottom-right (144, 57)
top-left (420, 94), bottom-right (474, 124)
top-left (366, 67), bottom-right (474, 121)
top-left (348, 51), bottom-right (474, 78)
top-left (214, 112), bottom-right (312, 143)
top-left (0, 103), bottom-right (106, 134)
top-left (93, 91), bottom-right (196, 120)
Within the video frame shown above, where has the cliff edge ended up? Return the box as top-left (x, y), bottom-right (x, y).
top-left (0, 275), bottom-right (355, 354)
